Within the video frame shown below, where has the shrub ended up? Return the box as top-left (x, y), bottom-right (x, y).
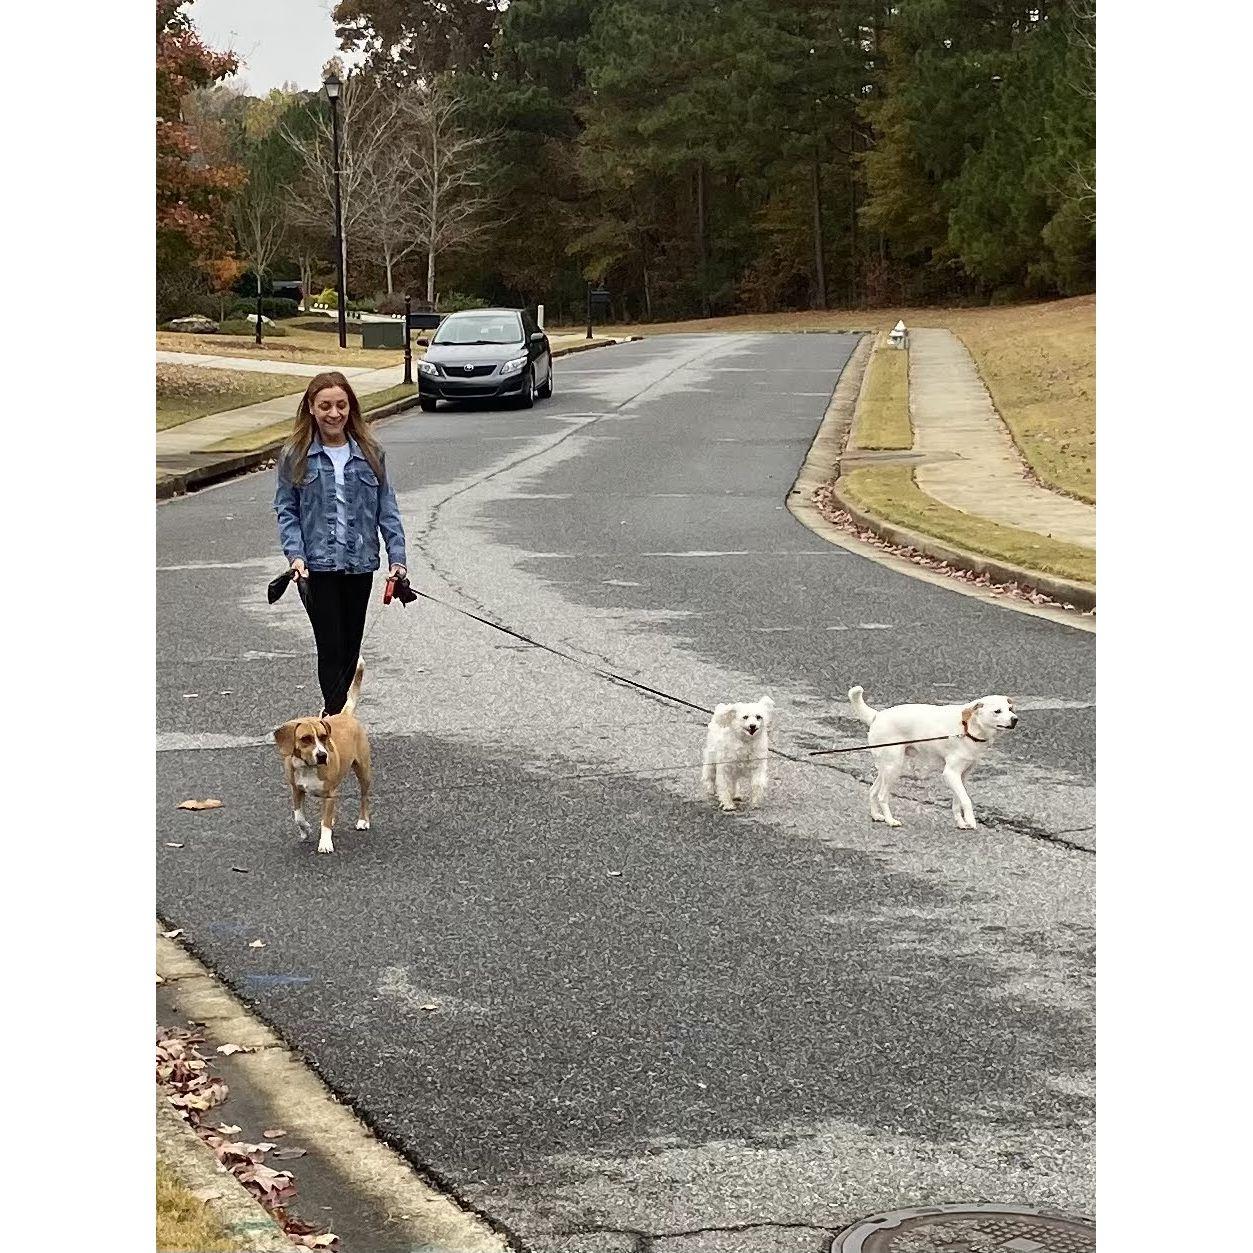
top-left (438, 292), bottom-right (490, 314)
top-left (229, 297), bottom-right (300, 320)
top-left (219, 319), bottom-right (290, 337)
top-left (315, 287), bottom-right (339, 307)
top-left (375, 292), bottom-right (408, 316)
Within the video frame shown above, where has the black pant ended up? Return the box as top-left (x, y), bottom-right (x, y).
top-left (301, 572), bottom-right (373, 714)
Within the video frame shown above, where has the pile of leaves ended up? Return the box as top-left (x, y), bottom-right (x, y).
top-left (812, 485), bottom-right (1095, 616)
top-left (157, 1026), bottom-right (338, 1250)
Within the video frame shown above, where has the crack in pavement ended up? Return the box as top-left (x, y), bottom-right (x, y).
top-left (411, 337), bottom-right (746, 622)
top-left (564, 1219), bottom-right (838, 1252)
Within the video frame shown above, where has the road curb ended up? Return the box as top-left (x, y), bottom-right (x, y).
top-left (157, 929), bottom-right (511, 1252)
top-left (156, 1092), bottom-right (293, 1252)
top-left (826, 480), bottom-right (1096, 611)
top-left (787, 334), bottom-right (1096, 631)
top-left (156, 338), bottom-right (634, 501)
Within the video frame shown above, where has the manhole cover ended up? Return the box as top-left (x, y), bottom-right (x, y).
top-left (829, 1204), bottom-right (1095, 1253)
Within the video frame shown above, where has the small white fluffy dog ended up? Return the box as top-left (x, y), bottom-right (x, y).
top-left (849, 685), bottom-right (1018, 829)
top-left (702, 697), bottom-right (775, 811)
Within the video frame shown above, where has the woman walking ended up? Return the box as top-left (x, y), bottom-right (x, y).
top-left (274, 371), bottom-right (407, 714)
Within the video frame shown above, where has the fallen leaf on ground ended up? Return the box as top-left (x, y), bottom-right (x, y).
top-left (262, 1128), bottom-right (287, 1138)
top-left (178, 798), bottom-right (223, 811)
top-left (183, 693), bottom-right (200, 698)
top-left (249, 939), bottom-right (266, 948)
top-left (216, 1043), bottom-right (253, 1056)
top-left (216, 1124), bottom-right (241, 1135)
top-left (190, 1186), bottom-right (224, 1202)
top-left (165, 842), bottom-right (184, 848)
top-left (272, 1147), bottom-right (307, 1160)
top-left (606, 870), bottom-right (622, 877)
top-left (156, 974), bottom-right (165, 984)
top-left (231, 866), bottom-right (249, 873)
top-left (420, 1003), bottom-right (438, 1011)
top-left (161, 928), bottom-right (184, 939)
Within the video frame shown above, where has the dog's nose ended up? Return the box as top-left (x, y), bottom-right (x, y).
top-left (315, 751), bottom-right (328, 764)
top-left (747, 724), bottom-right (758, 735)
top-left (1009, 715), bottom-right (1019, 728)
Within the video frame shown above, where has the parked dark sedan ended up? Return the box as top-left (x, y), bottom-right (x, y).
top-left (417, 308), bottom-right (552, 410)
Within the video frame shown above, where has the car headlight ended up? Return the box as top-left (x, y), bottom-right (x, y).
top-left (500, 354), bottom-right (528, 374)
top-left (417, 359), bottom-right (439, 376)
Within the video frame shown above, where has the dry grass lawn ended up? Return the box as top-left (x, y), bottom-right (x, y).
top-left (157, 318), bottom-right (406, 368)
top-left (156, 1160), bottom-right (242, 1252)
top-left (839, 465), bottom-right (1095, 585)
top-left (202, 383), bottom-right (420, 454)
top-left (156, 364), bottom-right (312, 430)
top-left (569, 293), bottom-right (1095, 501)
top-left (851, 337), bottom-right (911, 450)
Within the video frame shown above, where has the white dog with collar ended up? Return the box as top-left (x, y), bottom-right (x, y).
top-left (848, 685), bottom-right (1018, 828)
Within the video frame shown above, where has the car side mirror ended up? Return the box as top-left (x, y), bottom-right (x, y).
top-left (529, 331), bottom-right (545, 342)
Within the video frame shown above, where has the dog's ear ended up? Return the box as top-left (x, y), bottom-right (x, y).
top-left (961, 701), bottom-right (983, 723)
top-left (758, 695), bottom-right (775, 721)
top-left (713, 703), bottom-right (737, 727)
top-left (273, 721), bottom-right (298, 757)
top-left (320, 719), bottom-right (333, 739)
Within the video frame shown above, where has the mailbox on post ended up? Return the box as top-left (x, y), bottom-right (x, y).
top-left (586, 283), bottom-right (611, 339)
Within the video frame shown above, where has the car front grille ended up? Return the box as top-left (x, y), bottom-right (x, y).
top-left (439, 364), bottom-right (496, 378)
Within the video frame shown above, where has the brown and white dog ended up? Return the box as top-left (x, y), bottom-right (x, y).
top-left (273, 660), bottom-right (372, 854)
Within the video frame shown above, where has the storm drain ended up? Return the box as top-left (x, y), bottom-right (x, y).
top-left (829, 1204), bottom-right (1095, 1252)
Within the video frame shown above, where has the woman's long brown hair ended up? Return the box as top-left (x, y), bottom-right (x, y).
top-left (281, 371), bottom-right (385, 483)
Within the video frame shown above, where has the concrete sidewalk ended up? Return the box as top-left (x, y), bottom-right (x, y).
top-left (909, 327), bottom-right (1095, 549)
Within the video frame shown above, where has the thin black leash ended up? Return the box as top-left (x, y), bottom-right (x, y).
top-left (409, 588), bottom-right (968, 755)
top-left (271, 574), bottom-right (995, 759)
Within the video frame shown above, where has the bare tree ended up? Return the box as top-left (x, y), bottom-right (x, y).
top-left (233, 160), bottom-right (288, 343)
top-left (280, 73), bottom-right (403, 299)
top-left (402, 83), bottom-right (500, 304)
top-left (356, 112), bottom-right (428, 294)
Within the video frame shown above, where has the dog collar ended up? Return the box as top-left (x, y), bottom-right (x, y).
top-left (961, 714), bottom-right (987, 743)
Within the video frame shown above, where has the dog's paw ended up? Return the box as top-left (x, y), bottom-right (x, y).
top-left (884, 817), bottom-right (902, 828)
top-left (719, 801), bottom-right (736, 812)
top-left (293, 811), bottom-right (311, 839)
top-left (317, 828), bottom-right (334, 854)
top-left (355, 817), bottom-right (370, 831)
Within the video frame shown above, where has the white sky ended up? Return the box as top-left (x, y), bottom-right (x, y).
top-left (189, 0), bottom-right (364, 94)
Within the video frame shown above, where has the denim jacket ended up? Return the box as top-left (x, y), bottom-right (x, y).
top-left (274, 435), bottom-right (407, 574)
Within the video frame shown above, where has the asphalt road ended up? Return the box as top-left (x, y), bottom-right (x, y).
top-left (157, 333), bottom-right (1095, 1252)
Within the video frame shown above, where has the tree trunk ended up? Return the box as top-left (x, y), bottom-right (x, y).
top-left (848, 120), bottom-right (858, 306)
top-left (426, 128), bottom-right (439, 306)
top-left (696, 162), bottom-right (710, 317)
top-left (811, 150), bottom-right (827, 309)
top-left (384, 246), bottom-right (394, 294)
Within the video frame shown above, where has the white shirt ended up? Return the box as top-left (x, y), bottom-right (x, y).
top-left (323, 441), bottom-right (351, 548)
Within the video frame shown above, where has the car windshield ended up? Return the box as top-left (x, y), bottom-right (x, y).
top-left (432, 313), bottom-right (522, 346)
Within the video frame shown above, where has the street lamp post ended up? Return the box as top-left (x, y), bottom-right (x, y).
top-left (323, 71), bottom-right (348, 349)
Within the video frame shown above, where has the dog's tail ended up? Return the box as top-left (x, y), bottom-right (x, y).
top-left (848, 685), bottom-right (877, 727)
top-left (342, 658), bottom-right (365, 715)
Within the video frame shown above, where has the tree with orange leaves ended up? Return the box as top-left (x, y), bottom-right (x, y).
top-left (156, 0), bottom-right (243, 279)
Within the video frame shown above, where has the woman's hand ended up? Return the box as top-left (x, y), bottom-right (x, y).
top-left (290, 558), bottom-right (308, 580)
top-left (387, 564), bottom-right (407, 580)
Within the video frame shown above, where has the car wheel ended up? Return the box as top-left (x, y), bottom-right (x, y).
top-left (420, 398), bottom-right (438, 413)
top-left (517, 367), bottom-right (535, 409)
top-left (537, 355), bottom-right (553, 399)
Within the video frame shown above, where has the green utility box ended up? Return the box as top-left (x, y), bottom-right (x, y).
top-left (361, 320), bottom-right (406, 349)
